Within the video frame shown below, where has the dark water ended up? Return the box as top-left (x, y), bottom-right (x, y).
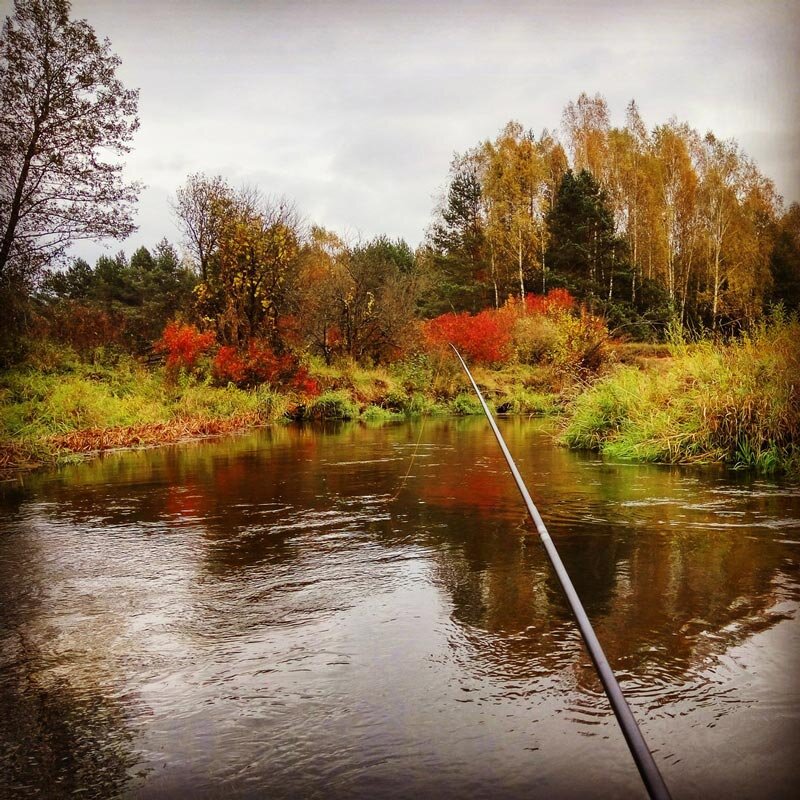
top-left (1, 417), bottom-right (799, 800)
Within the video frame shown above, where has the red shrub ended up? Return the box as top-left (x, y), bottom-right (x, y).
top-left (245, 340), bottom-right (286, 384)
top-left (290, 366), bottom-right (321, 397)
top-left (213, 346), bottom-right (247, 384)
top-left (213, 339), bottom-right (320, 396)
top-left (423, 309), bottom-right (512, 365)
top-left (155, 322), bottom-right (215, 372)
top-left (524, 288), bottom-right (577, 315)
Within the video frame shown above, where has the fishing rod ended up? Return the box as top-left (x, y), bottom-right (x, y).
top-left (451, 344), bottom-right (672, 800)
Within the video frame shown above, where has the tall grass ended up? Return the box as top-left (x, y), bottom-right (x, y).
top-left (562, 316), bottom-right (800, 473)
top-left (0, 343), bottom-right (286, 467)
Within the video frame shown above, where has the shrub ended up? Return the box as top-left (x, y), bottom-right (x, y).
top-left (155, 322), bottom-right (215, 373)
top-left (451, 392), bottom-right (483, 415)
top-left (308, 391), bottom-right (359, 420)
top-left (422, 309), bottom-right (513, 366)
top-left (512, 314), bottom-right (560, 363)
top-left (213, 340), bottom-right (320, 396)
top-left (213, 346), bottom-right (247, 385)
top-left (362, 404), bottom-right (403, 422)
top-left (509, 302), bottom-right (607, 372)
top-left (524, 288), bottom-right (576, 314)
top-left (422, 289), bottom-right (606, 374)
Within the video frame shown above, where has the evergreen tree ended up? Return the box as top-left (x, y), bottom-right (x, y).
top-left (545, 169), bottom-right (628, 303)
top-left (428, 156), bottom-right (490, 313)
top-left (769, 203), bottom-right (800, 313)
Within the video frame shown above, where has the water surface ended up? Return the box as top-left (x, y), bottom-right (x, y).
top-left (1, 417), bottom-right (798, 799)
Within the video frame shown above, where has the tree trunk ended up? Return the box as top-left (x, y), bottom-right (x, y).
top-left (0, 123), bottom-right (43, 277)
top-left (490, 245), bottom-right (499, 309)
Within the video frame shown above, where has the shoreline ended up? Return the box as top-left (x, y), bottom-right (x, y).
top-left (0, 413), bottom-right (267, 475)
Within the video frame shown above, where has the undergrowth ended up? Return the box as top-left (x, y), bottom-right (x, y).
top-left (562, 316), bottom-right (800, 474)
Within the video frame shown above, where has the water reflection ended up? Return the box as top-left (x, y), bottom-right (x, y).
top-left (1, 417), bottom-right (798, 798)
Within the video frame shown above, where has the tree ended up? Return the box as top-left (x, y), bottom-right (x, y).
top-left (769, 203), bottom-right (800, 312)
top-left (172, 173), bottom-right (233, 280)
top-left (335, 236), bottom-right (419, 363)
top-left (427, 152), bottom-right (489, 312)
top-left (651, 122), bottom-right (700, 320)
top-left (195, 194), bottom-right (302, 347)
top-left (295, 226), bottom-right (349, 363)
top-left (482, 122), bottom-right (547, 302)
top-left (545, 169), bottom-right (626, 303)
top-left (561, 92), bottom-right (610, 180)
top-left (0, 0), bottom-right (140, 288)
top-left (127, 239), bottom-right (197, 347)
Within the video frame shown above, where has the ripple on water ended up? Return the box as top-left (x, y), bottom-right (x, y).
top-left (1, 419), bottom-right (799, 799)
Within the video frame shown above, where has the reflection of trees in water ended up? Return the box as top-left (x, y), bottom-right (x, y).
top-left (421, 451), bottom-right (799, 698)
top-left (403, 417), bottom-right (800, 696)
top-left (0, 526), bottom-right (144, 800)
top-left (2, 416), bottom-right (797, 702)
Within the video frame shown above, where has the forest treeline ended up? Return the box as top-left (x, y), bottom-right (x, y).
top-left (426, 95), bottom-right (799, 332)
top-left (18, 93), bottom-right (799, 370)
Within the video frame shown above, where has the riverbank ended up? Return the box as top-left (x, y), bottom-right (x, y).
top-left (2, 321), bottom-right (797, 476)
top-left (0, 343), bottom-right (563, 471)
top-left (562, 317), bottom-right (800, 474)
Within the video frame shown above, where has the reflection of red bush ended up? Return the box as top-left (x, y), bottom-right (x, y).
top-left (155, 322), bottom-right (215, 372)
top-left (421, 463), bottom-right (514, 517)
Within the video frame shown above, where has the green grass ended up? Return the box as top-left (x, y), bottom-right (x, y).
top-left (561, 316), bottom-right (800, 473)
top-left (0, 343), bottom-right (282, 452)
top-left (361, 404), bottom-right (404, 422)
top-left (496, 387), bottom-right (560, 415)
top-left (306, 390), bottom-right (359, 420)
top-left (450, 392), bottom-right (483, 415)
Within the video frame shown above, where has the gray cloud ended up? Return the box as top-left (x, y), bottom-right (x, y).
top-left (3, 0), bottom-right (796, 261)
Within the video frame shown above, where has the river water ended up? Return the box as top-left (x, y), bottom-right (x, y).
top-left (0, 417), bottom-right (798, 799)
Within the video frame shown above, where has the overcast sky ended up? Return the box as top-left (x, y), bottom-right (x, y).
top-left (6, 0), bottom-right (799, 261)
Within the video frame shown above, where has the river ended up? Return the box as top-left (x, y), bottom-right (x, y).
top-left (1, 417), bottom-right (798, 799)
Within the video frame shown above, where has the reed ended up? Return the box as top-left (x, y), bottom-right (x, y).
top-left (562, 316), bottom-right (800, 473)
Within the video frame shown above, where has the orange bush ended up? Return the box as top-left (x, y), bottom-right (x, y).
top-left (422, 309), bottom-right (513, 365)
top-left (155, 322), bottom-right (215, 372)
top-left (422, 289), bottom-right (605, 370)
top-left (524, 288), bottom-right (576, 315)
top-left (213, 339), bottom-right (320, 396)
top-left (213, 345), bottom-right (247, 384)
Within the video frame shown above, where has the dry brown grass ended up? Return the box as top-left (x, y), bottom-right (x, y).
top-left (1, 413), bottom-right (263, 472)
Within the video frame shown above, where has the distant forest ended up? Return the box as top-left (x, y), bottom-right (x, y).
top-left (10, 92), bottom-right (800, 365)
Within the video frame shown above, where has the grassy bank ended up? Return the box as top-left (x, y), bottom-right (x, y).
top-left (6, 321), bottom-right (796, 476)
top-left (562, 318), bottom-right (800, 474)
top-left (0, 343), bottom-right (562, 471)
top-left (0, 346), bottom-right (277, 469)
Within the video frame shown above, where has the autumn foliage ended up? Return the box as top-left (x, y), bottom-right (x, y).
top-left (422, 289), bottom-right (584, 366)
top-left (213, 340), bottom-right (320, 395)
top-left (423, 309), bottom-right (513, 365)
top-left (155, 322), bottom-right (215, 372)
top-left (524, 287), bottom-right (576, 314)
